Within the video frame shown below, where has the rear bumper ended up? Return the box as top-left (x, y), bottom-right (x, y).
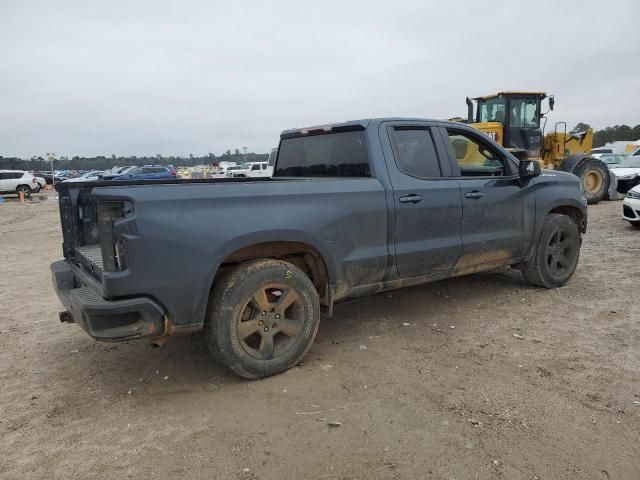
top-left (51, 260), bottom-right (166, 341)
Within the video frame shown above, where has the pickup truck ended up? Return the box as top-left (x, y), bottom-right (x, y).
top-left (51, 118), bottom-right (587, 379)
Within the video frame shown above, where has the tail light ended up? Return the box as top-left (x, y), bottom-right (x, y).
top-left (32, 177), bottom-right (37, 183)
top-left (171, 170), bottom-right (177, 176)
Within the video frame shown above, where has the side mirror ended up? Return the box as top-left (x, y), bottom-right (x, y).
top-left (519, 160), bottom-right (541, 179)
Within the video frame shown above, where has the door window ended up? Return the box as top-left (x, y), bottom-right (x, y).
top-left (509, 99), bottom-right (539, 128)
top-left (390, 128), bottom-right (442, 179)
top-left (446, 129), bottom-right (509, 177)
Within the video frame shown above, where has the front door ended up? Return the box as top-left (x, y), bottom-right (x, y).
top-left (440, 127), bottom-right (536, 269)
top-left (381, 122), bottom-right (463, 278)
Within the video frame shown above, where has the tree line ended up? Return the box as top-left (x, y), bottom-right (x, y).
top-left (2, 122), bottom-right (638, 172)
top-left (0, 149), bottom-right (269, 172)
top-left (570, 123), bottom-right (640, 147)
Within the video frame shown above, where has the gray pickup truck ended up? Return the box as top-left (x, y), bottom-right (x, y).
top-left (52, 118), bottom-right (587, 378)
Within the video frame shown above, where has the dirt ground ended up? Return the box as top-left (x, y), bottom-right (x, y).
top-left (1, 193), bottom-right (639, 480)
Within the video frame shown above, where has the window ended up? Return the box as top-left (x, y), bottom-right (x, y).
top-left (446, 129), bottom-right (508, 177)
top-left (251, 164), bottom-right (261, 171)
top-left (509, 99), bottom-right (539, 128)
top-left (275, 130), bottom-right (370, 177)
top-left (391, 128), bottom-right (441, 178)
top-left (3, 172), bottom-right (24, 179)
top-left (479, 98), bottom-right (506, 123)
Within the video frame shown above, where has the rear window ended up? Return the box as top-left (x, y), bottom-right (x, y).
top-left (275, 130), bottom-right (370, 177)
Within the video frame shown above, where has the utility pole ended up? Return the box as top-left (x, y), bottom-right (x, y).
top-left (47, 152), bottom-right (56, 187)
top-left (243, 146), bottom-right (247, 163)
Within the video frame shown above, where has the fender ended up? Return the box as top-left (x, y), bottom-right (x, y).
top-left (558, 154), bottom-right (590, 174)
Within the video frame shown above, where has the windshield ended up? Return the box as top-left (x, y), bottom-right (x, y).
top-left (478, 98), bottom-right (506, 123)
top-left (601, 155), bottom-right (624, 165)
top-left (613, 157), bottom-right (640, 168)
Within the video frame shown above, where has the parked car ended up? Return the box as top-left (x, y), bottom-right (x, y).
top-left (51, 117), bottom-right (587, 379)
top-left (33, 176), bottom-right (47, 192)
top-left (622, 185), bottom-right (640, 227)
top-left (113, 165), bottom-right (176, 180)
top-left (609, 156), bottom-right (640, 194)
top-left (590, 147), bottom-right (615, 159)
top-left (0, 170), bottom-right (41, 198)
top-left (63, 171), bottom-right (104, 183)
top-left (33, 171), bottom-right (55, 184)
top-left (100, 166), bottom-right (135, 180)
top-left (600, 154), bottom-right (627, 166)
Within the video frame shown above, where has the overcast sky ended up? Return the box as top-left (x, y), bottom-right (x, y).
top-left (1, 0), bottom-right (639, 158)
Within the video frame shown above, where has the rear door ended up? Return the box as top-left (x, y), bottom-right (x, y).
top-left (439, 126), bottom-right (536, 268)
top-left (380, 121), bottom-right (463, 278)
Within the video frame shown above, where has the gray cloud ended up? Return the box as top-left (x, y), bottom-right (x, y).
top-left (1, 0), bottom-right (639, 157)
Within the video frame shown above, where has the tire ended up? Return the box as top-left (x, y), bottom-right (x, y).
top-left (205, 259), bottom-right (321, 379)
top-left (573, 158), bottom-right (609, 204)
top-left (522, 213), bottom-right (581, 288)
top-left (16, 185), bottom-right (32, 198)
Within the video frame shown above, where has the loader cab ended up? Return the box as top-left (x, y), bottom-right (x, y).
top-left (473, 92), bottom-right (549, 160)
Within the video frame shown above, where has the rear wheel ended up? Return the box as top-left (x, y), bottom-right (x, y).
top-left (573, 158), bottom-right (609, 204)
top-left (16, 185), bottom-right (32, 198)
top-left (205, 259), bottom-right (320, 379)
top-left (522, 213), bottom-right (581, 288)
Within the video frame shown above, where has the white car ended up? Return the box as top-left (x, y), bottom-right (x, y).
top-left (63, 170), bottom-right (104, 183)
top-left (623, 185), bottom-right (640, 227)
top-left (0, 170), bottom-right (41, 198)
top-left (609, 156), bottom-right (640, 194)
top-left (591, 147), bottom-right (615, 159)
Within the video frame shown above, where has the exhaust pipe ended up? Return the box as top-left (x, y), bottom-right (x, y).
top-left (466, 97), bottom-right (474, 123)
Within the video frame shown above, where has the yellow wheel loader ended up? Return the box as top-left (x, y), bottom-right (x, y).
top-left (462, 92), bottom-right (610, 204)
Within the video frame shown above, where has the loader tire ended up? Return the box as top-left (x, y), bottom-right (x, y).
top-left (574, 158), bottom-right (609, 204)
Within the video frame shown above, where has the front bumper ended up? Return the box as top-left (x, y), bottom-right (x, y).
top-left (622, 196), bottom-right (640, 223)
top-left (51, 260), bottom-right (166, 341)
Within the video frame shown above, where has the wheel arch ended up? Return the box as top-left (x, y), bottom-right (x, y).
top-left (548, 205), bottom-right (586, 234)
top-left (196, 232), bottom-right (337, 324)
top-left (214, 240), bottom-right (332, 303)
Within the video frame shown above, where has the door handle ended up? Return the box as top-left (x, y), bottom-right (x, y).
top-left (464, 191), bottom-right (485, 199)
top-left (399, 194), bottom-right (423, 204)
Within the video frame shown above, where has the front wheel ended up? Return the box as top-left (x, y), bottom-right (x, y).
top-left (205, 259), bottom-right (320, 379)
top-left (522, 213), bottom-right (581, 288)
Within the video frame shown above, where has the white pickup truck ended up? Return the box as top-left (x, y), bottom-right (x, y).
top-left (225, 161), bottom-right (272, 178)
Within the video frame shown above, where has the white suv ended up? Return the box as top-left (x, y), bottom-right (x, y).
top-left (0, 170), bottom-right (40, 198)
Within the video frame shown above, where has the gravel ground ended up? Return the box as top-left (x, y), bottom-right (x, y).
top-left (0, 194), bottom-right (639, 480)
